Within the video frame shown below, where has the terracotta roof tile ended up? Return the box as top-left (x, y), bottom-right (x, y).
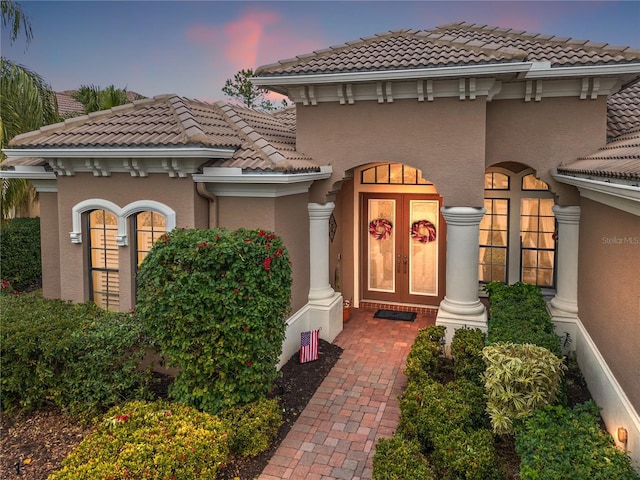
top-left (255, 22), bottom-right (640, 76)
top-left (5, 95), bottom-right (319, 173)
top-left (607, 81), bottom-right (640, 138)
top-left (558, 127), bottom-right (640, 180)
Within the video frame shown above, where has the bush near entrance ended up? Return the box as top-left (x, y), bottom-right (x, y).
top-left (0, 217), bottom-right (41, 291)
top-left (136, 227), bottom-right (292, 415)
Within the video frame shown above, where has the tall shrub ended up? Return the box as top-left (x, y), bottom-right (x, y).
top-left (0, 217), bottom-right (41, 291)
top-left (136, 227), bottom-right (292, 414)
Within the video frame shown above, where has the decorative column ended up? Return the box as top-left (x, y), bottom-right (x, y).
top-left (549, 205), bottom-right (581, 351)
top-left (308, 202), bottom-right (336, 301)
top-left (436, 206), bottom-right (488, 347)
top-left (306, 202), bottom-right (343, 343)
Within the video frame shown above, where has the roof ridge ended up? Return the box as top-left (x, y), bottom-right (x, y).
top-left (215, 101), bottom-right (290, 169)
top-left (164, 95), bottom-right (214, 145)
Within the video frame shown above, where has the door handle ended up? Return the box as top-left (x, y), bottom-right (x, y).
top-left (403, 255), bottom-right (408, 274)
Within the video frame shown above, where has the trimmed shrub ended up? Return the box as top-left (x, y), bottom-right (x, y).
top-left (136, 227), bottom-right (292, 415)
top-left (223, 397), bottom-right (283, 458)
top-left (0, 217), bottom-right (41, 291)
top-left (482, 342), bottom-right (566, 434)
top-left (451, 327), bottom-right (486, 384)
top-left (432, 427), bottom-right (502, 480)
top-left (484, 282), bottom-right (560, 356)
top-left (48, 400), bottom-right (229, 480)
top-left (373, 435), bottom-right (434, 480)
top-left (515, 401), bottom-right (640, 480)
top-left (404, 325), bottom-right (445, 383)
top-left (1, 294), bottom-right (151, 419)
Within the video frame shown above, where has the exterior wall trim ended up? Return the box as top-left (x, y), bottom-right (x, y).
top-left (70, 198), bottom-right (176, 246)
top-left (552, 173), bottom-right (640, 216)
top-left (575, 316), bottom-right (640, 464)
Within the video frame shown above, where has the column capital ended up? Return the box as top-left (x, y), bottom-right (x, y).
top-left (308, 202), bottom-right (335, 220)
top-left (552, 205), bottom-right (581, 224)
top-left (441, 206), bottom-right (486, 226)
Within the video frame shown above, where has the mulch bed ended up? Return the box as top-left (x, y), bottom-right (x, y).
top-left (0, 339), bottom-right (343, 480)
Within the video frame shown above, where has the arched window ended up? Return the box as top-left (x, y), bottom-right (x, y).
top-left (88, 209), bottom-right (120, 311)
top-left (361, 163), bottom-right (432, 185)
top-left (480, 170), bottom-right (556, 289)
top-left (134, 211), bottom-right (167, 268)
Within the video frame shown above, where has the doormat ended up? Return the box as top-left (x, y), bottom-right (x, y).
top-left (373, 309), bottom-right (417, 322)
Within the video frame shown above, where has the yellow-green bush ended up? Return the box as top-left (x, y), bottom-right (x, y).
top-left (48, 400), bottom-right (229, 480)
top-left (373, 435), bottom-right (434, 480)
top-left (223, 397), bottom-right (282, 458)
top-left (482, 342), bottom-right (566, 434)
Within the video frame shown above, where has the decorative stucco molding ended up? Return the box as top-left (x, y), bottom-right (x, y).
top-left (70, 199), bottom-right (176, 246)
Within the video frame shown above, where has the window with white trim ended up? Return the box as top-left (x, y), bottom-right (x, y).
top-left (88, 209), bottom-right (120, 311)
top-left (481, 170), bottom-right (556, 288)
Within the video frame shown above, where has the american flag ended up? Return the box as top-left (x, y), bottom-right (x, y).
top-left (300, 329), bottom-right (319, 363)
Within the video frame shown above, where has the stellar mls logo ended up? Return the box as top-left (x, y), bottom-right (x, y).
top-left (601, 236), bottom-right (639, 245)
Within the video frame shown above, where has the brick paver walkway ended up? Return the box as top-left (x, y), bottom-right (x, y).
top-left (259, 307), bottom-right (436, 480)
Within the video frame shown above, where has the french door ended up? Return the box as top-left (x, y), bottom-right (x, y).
top-left (362, 193), bottom-right (445, 305)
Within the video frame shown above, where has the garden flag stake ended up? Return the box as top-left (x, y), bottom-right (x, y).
top-left (300, 329), bottom-right (319, 363)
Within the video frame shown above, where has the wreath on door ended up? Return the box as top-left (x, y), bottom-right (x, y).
top-left (369, 218), bottom-right (393, 240)
top-left (411, 219), bottom-right (437, 243)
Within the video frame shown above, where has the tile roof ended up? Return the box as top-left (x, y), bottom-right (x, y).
top-left (558, 127), bottom-right (640, 181)
top-left (55, 92), bottom-right (84, 118)
top-left (255, 22), bottom-right (640, 76)
top-left (607, 81), bottom-right (640, 138)
top-left (6, 95), bottom-right (319, 173)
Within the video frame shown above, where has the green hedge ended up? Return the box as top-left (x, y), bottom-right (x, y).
top-left (48, 400), bottom-right (229, 480)
top-left (0, 217), bottom-right (41, 291)
top-left (223, 397), bottom-right (282, 458)
top-left (484, 281), bottom-right (561, 356)
top-left (136, 227), bottom-right (291, 415)
top-left (373, 435), bottom-right (434, 480)
top-left (515, 401), bottom-right (640, 479)
top-left (451, 327), bottom-right (486, 384)
top-left (0, 294), bottom-right (152, 420)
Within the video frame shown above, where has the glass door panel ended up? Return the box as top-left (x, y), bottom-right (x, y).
top-left (409, 200), bottom-right (439, 296)
top-left (367, 199), bottom-right (396, 293)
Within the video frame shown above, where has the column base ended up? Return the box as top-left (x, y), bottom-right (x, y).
top-left (308, 286), bottom-right (336, 302)
top-left (436, 304), bottom-right (488, 355)
top-left (547, 303), bottom-right (578, 354)
top-left (308, 293), bottom-right (343, 344)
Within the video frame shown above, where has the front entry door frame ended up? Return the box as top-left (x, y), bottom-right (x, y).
top-left (361, 192), bottom-right (446, 306)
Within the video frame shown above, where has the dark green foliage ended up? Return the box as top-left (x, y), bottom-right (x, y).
top-left (515, 401), bottom-right (640, 479)
top-left (451, 327), bottom-right (486, 384)
top-left (485, 281), bottom-right (561, 356)
top-left (0, 294), bottom-right (152, 419)
top-left (0, 217), bottom-right (41, 291)
top-left (136, 227), bottom-right (292, 415)
top-left (432, 427), bottom-right (502, 480)
top-left (372, 435), bottom-right (434, 480)
top-left (404, 325), bottom-right (445, 383)
top-left (223, 397), bottom-right (283, 458)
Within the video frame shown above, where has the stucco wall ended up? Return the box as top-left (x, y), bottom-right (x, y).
top-left (486, 97), bottom-right (606, 204)
top-left (578, 198), bottom-right (640, 411)
top-left (217, 193), bottom-right (310, 313)
top-left (39, 191), bottom-right (61, 299)
top-left (298, 98), bottom-right (486, 207)
top-left (55, 172), bottom-right (204, 309)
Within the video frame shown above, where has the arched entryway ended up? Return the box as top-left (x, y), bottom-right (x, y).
top-left (336, 162), bottom-right (445, 308)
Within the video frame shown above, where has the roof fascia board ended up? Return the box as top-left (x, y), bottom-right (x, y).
top-left (2, 147), bottom-right (236, 160)
top-left (525, 63), bottom-right (640, 79)
top-left (193, 166), bottom-right (332, 185)
top-left (0, 166), bottom-right (56, 180)
top-left (252, 62), bottom-right (535, 86)
top-left (552, 172), bottom-right (640, 216)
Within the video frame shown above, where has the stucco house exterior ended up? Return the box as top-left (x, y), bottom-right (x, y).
top-left (2, 22), bottom-right (639, 463)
